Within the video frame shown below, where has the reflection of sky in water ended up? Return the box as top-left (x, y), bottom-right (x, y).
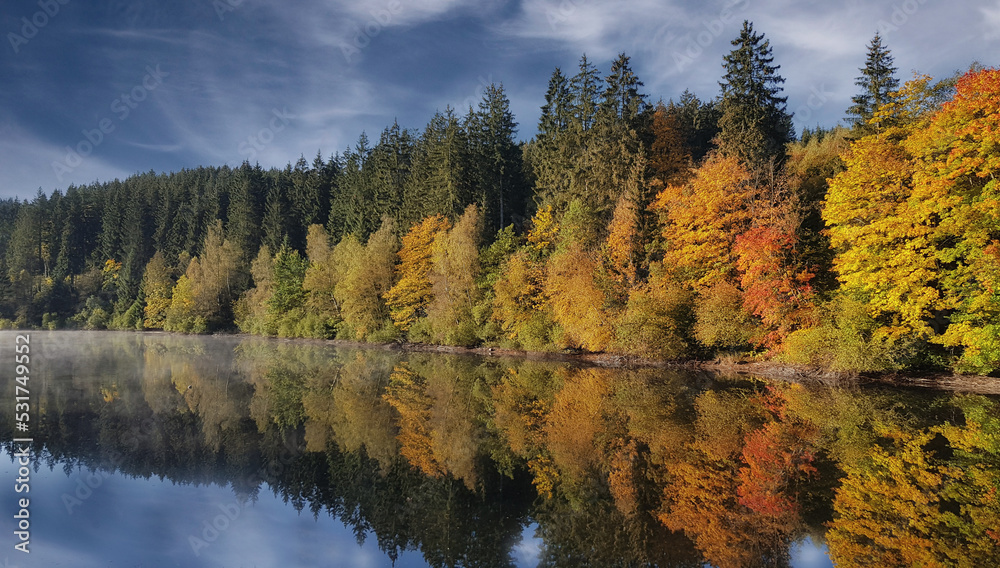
top-left (0, 451), bottom-right (429, 568)
top-left (0, 448), bottom-right (834, 567)
top-left (791, 537), bottom-right (834, 568)
top-left (512, 523), bottom-right (542, 567)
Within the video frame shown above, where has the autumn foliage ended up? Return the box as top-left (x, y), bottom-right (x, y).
top-left (825, 68), bottom-right (1000, 373)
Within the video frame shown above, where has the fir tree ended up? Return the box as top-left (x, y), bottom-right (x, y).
top-left (846, 33), bottom-right (899, 135)
top-left (531, 68), bottom-right (574, 209)
top-left (717, 21), bottom-right (794, 171)
top-left (467, 83), bottom-right (524, 235)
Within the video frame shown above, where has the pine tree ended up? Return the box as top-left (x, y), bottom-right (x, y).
top-left (717, 21), bottom-right (794, 171)
top-left (600, 52), bottom-right (647, 128)
top-left (226, 162), bottom-right (268, 260)
top-left (589, 52), bottom-right (649, 222)
top-left (262, 172), bottom-right (289, 252)
top-left (539, 68), bottom-right (573, 137)
top-left (286, 155), bottom-right (319, 251)
top-left (336, 132), bottom-right (376, 239)
top-left (367, 121), bottom-right (412, 230)
top-left (846, 33), bottom-right (899, 135)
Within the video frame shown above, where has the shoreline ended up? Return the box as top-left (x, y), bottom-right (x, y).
top-left (234, 332), bottom-right (1000, 395)
top-left (20, 328), bottom-right (1000, 395)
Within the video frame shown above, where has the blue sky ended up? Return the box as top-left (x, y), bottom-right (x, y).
top-left (1, 0), bottom-right (997, 201)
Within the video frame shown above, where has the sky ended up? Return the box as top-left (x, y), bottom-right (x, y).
top-left (0, 0), bottom-right (997, 201)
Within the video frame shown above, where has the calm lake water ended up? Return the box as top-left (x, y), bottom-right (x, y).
top-left (1, 331), bottom-right (998, 568)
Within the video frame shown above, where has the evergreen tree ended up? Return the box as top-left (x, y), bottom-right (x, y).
top-left (530, 68), bottom-right (574, 209)
top-left (669, 90), bottom-right (721, 163)
top-left (262, 171), bottom-right (290, 253)
top-left (717, 21), bottom-right (794, 171)
top-left (539, 68), bottom-right (573, 137)
top-left (310, 151), bottom-right (336, 230)
top-left (226, 162), bottom-right (269, 260)
top-left (600, 52), bottom-right (647, 129)
top-left (846, 33), bottom-right (899, 135)
top-left (336, 132), bottom-right (377, 239)
top-left (403, 108), bottom-right (471, 226)
top-left (590, 52), bottom-right (650, 223)
top-left (115, 186), bottom-right (151, 312)
top-left (571, 55), bottom-right (601, 132)
top-left (367, 122), bottom-right (412, 231)
top-left (273, 156), bottom-right (318, 253)
top-left (467, 84), bottom-right (525, 235)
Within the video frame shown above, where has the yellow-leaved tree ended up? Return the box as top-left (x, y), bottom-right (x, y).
top-left (164, 220), bottom-right (239, 333)
top-left (335, 217), bottom-right (398, 341)
top-left (384, 214), bottom-right (451, 332)
top-left (425, 204), bottom-right (481, 346)
top-left (825, 70), bottom-right (1000, 372)
top-left (491, 206), bottom-right (558, 350)
top-left (141, 251), bottom-right (173, 329)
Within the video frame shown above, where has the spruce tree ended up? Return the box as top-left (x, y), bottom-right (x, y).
top-left (600, 52), bottom-right (647, 127)
top-left (670, 90), bottom-right (720, 163)
top-left (846, 33), bottom-right (899, 134)
top-left (717, 20), bottom-right (793, 171)
top-left (403, 108), bottom-right (470, 225)
top-left (467, 83), bottom-right (524, 234)
top-left (531, 68), bottom-right (574, 209)
top-left (571, 55), bottom-right (601, 133)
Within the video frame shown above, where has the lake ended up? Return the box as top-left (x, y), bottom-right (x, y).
top-left (1, 331), bottom-right (998, 567)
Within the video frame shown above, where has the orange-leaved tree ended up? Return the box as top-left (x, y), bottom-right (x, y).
top-left (652, 152), bottom-right (755, 287)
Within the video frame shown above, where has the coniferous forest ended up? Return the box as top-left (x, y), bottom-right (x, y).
top-left (2, 23), bottom-right (998, 375)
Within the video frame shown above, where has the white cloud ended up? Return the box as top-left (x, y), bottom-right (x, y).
top-left (500, 0), bottom-right (689, 60)
top-left (336, 0), bottom-right (480, 26)
top-left (0, 122), bottom-right (133, 197)
top-left (981, 1), bottom-right (1000, 40)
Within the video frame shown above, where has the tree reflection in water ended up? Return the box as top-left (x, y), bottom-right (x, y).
top-left (3, 331), bottom-right (999, 567)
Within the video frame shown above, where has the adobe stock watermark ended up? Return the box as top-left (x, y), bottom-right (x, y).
top-left (545, 0), bottom-right (588, 30)
top-left (211, 0), bottom-right (247, 21)
top-left (7, 0), bottom-right (71, 54)
top-left (341, 1), bottom-right (402, 64)
top-left (188, 435), bottom-right (302, 557)
top-left (876, 0), bottom-right (929, 35)
top-left (188, 500), bottom-right (246, 557)
top-left (793, 83), bottom-right (835, 125)
top-left (672, 0), bottom-right (750, 73)
top-left (237, 108), bottom-right (295, 161)
top-left (51, 64), bottom-right (169, 183)
top-left (459, 74), bottom-right (495, 112)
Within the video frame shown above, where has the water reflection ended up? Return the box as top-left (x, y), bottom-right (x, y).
top-left (1, 331), bottom-right (999, 567)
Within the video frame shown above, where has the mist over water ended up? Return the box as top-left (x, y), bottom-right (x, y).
top-left (0, 331), bottom-right (997, 567)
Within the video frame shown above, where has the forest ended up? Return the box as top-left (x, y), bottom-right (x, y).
top-left (1, 22), bottom-right (998, 375)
